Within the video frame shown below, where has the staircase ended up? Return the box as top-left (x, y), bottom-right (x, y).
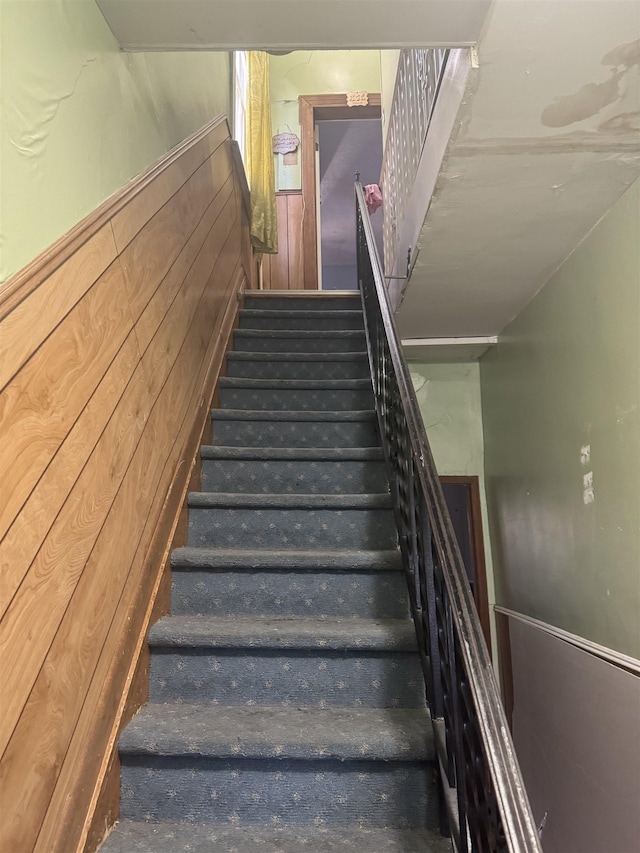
top-left (101, 292), bottom-right (450, 853)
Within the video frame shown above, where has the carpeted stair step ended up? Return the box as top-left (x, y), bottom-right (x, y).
top-left (219, 377), bottom-right (374, 412)
top-left (118, 705), bottom-right (437, 827)
top-left (100, 820), bottom-right (453, 853)
top-left (211, 409), bottom-right (380, 448)
top-left (226, 351), bottom-right (370, 380)
top-left (186, 493), bottom-right (397, 550)
top-left (244, 293), bottom-right (362, 311)
top-left (99, 292), bottom-right (446, 852)
top-left (170, 547), bottom-right (409, 618)
top-left (238, 308), bottom-right (365, 331)
top-left (200, 446), bottom-right (388, 494)
top-left (149, 614), bottom-right (418, 650)
top-left (232, 329), bottom-right (367, 353)
top-left (147, 615), bottom-right (424, 707)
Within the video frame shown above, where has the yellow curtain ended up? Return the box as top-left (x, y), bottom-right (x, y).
top-left (246, 52), bottom-right (278, 254)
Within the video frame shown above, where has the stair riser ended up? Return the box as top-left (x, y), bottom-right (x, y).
top-left (171, 571), bottom-right (410, 618)
top-left (120, 759), bottom-right (437, 828)
top-left (148, 651), bottom-right (425, 707)
top-left (220, 387), bottom-right (373, 412)
top-left (244, 297), bottom-right (362, 311)
top-left (226, 359), bottom-right (370, 380)
top-left (201, 458), bottom-right (389, 494)
top-left (232, 334), bottom-right (366, 353)
top-left (211, 419), bottom-right (379, 448)
top-left (239, 315), bottom-right (364, 332)
top-left (187, 508), bottom-right (398, 550)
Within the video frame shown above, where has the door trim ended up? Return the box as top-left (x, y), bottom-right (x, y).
top-left (299, 94), bottom-right (381, 290)
top-left (439, 475), bottom-right (492, 651)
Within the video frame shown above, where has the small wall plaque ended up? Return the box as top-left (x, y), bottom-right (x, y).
top-left (272, 132), bottom-right (300, 154)
top-left (346, 91), bottom-right (369, 107)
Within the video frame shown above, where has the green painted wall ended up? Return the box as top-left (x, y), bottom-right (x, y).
top-left (481, 180), bottom-right (640, 658)
top-left (409, 361), bottom-right (497, 656)
top-left (1, 0), bottom-right (231, 283)
top-left (269, 51), bottom-right (382, 190)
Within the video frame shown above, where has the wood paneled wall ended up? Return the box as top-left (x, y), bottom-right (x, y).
top-left (0, 116), bottom-right (253, 853)
top-left (261, 191), bottom-right (304, 289)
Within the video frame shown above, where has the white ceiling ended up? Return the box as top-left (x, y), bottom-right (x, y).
top-left (395, 0), bottom-right (640, 339)
top-left (95, 0), bottom-right (491, 50)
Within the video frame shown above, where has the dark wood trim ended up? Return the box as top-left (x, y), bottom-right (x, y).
top-left (229, 140), bottom-right (251, 221)
top-left (299, 94), bottom-right (382, 291)
top-left (299, 96), bottom-right (318, 290)
top-left (496, 612), bottom-right (514, 732)
top-left (439, 475), bottom-right (491, 652)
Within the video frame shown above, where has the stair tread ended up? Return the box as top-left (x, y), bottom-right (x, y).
top-left (211, 409), bottom-right (376, 421)
top-left (234, 329), bottom-right (366, 338)
top-left (171, 547), bottom-right (402, 571)
top-left (220, 377), bottom-right (371, 389)
top-left (120, 705), bottom-right (433, 761)
top-left (240, 309), bottom-right (363, 318)
top-left (200, 446), bottom-right (384, 461)
top-left (149, 615), bottom-right (418, 650)
top-left (227, 350), bottom-right (368, 361)
top-left (187, 492), bottom-right (392, 509)
top-left (101, 821), bottom-right (452, 852)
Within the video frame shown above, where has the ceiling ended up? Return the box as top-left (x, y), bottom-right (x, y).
top-left (95, 0), bottom-right (491, 50)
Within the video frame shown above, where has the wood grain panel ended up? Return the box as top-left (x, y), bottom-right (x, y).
top-left (0, 225), bottom-right (117, 391)
top-left (34, 255), bottom-right (243, 853)
top-left (36, 266), bottom-right (244, 853)
top-left (286, 192), bottom-right (304, 287)
top-left (0, 117), bottom-right (227, 320)
top-left (262, 192), bottom-right (304, 290)
top-left (118, 151), bottom-right (229, 323)
top-left (0, 261), bottom-right (131, 555)
top-left (0, 117), bottom-right (253, 853)
top-left (133, 175), bottom-right (234, 356)
top-left (0, 331), bottom-right (141, 617)
top-left (0, 355), bottom-right (151, 758)
top-left (110, 118), bottom-right (228, 252)
top-left (137, 192), bottom-right (236, 395)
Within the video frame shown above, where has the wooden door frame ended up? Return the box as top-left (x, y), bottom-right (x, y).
top-left (299, 94), bottom-right (382, 290)
top-left (439, 475), bottom-right (492, 652)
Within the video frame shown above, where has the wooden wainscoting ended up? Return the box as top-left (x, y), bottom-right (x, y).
top-left (0, 116), bottom-right (254, 853)
top-left (261, 191), bottom-right (304, 290)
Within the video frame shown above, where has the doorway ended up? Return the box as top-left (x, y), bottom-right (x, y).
top-left (299, 94), bottom-right (382, 289)
top-left (440, 476), bottom-right (491, 650)
top-left (317, 119), bottom-right (383, 290)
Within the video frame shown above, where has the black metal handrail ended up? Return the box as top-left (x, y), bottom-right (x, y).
top-left (355, 181), bottom-right (542, 853)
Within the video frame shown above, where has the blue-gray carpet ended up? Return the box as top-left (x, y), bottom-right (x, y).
top-left (101, 292), bottom-right (448, 852)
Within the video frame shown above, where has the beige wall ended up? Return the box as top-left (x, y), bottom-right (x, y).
top-left (409, 361), bottom-right (497, 656)
top-left (481, 179), bottom-right (640, 658)
top-left (1, 0), bottom-right (231, 283)
top-left (269, 50), bottom-right (382, 190)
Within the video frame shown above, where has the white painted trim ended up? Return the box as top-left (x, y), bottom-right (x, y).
top-left (401, 336), bottom-right (497, 347)
top-left (495, 606), bottom-right (640, 675)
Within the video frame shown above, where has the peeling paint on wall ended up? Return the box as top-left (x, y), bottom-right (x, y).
top-left (1, 0), bottom-right (231, 283)
top-left (583, 471), bottom-right (595, 505)
top-left (541, 38), bottom-right (640, 127)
